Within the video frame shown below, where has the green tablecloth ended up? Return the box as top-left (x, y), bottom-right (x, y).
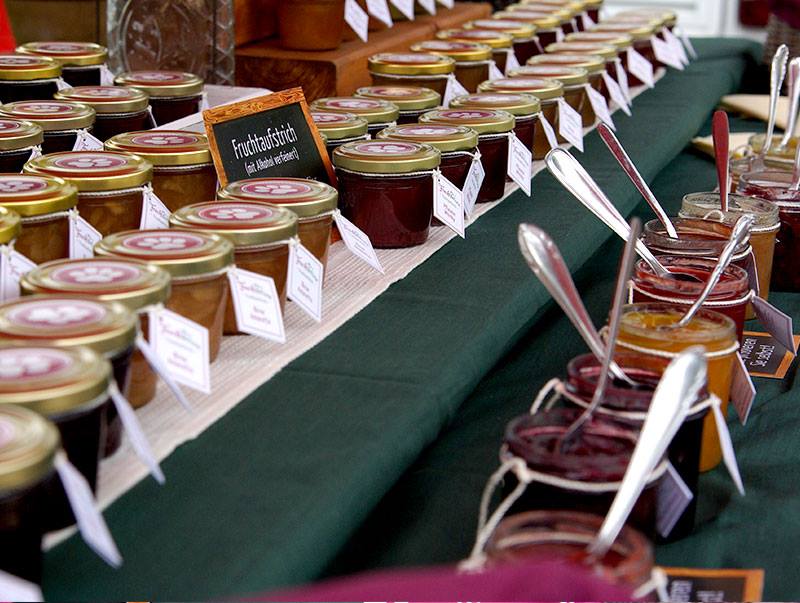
top-left (43, 37), bottom-right (764, 600)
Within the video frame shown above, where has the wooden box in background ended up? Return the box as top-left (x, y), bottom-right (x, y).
top-left (7, 0), bottom-right (107, 44)
top-left (234, 0), bottom-right (277, 46)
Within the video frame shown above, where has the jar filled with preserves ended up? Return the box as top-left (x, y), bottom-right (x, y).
top-left (508, 65), bottom-right (588, 129)
top-left (527, 53), bottom-right (605, 125)
top-left (592, 23), bottom-right (658, 83)
top-left (584, 0), bottom-right (603, 22)
top-left (566, 30), bottom-right (634, 53)
top-left (437, 29), bottom-right (515, 73)
top-left (0, 205), bottom-right (20, 245)
top-left (24, 150), bottom-right (153, 236)
top-left (449, 92), bottom-right (540, 154)
top-left (420, 108), bottom-right (514, 203)
top-left (310, 97), bottom-right (399, 137)
top-left (20, 258), bottom-right (171, 409)
top-left (516, 2), bottom-right (579, 33)
top-left (0, 55), bottom-right (62, 103)
top-left (54, 86), bottom-right (152, 142)
top-left (354, 86), bottom-right (441, 124)
top-left (169, 202), bottom-right (298, 334)
top-left (104, 130), bottom-right (215, 212)
top-left (544, 42), bottom-right (618, 93)
top-left (494, 11), bottom-right (564, 48)
top-left (0, 100), bottom-right (96, 154)
top-left (465, 19), bottom-right (541, 64)
top-left (410, 40), bottom-right (493, 94)
top-left (0, 118), bottom-right (42, 173)
top-left (0, 174), bottom-right (77, 263)
top-left (114, 71), bottom-right (204, 126)
top-left (614, 8), bottom-right (676, 31)
top-left (310, 111), bottom-right (370, 155)
top-left (368, 53), bottom-right (456, 98)
top-left (16, 42), bottom-right (108, 87)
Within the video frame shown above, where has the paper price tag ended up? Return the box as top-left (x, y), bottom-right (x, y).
top-left (656, 462), bottom-right (693, 539)
top-left (745, 251), bottom-right (760, 295)
top-left (227, 267), bottom-right (287, 341)
top-left (418, 0), bottom-right (436, 14)
top-left (148, 307), bottom-right (210, 394)
top-left (345, 0), bottom-right (369, 42)
top-left (538, 112), bottom-right (558, 151)
top-left (627, 47), bottom-right (655, 88)
top-left (135, 334), bottom-right (193, 411)
top-left (288, 239), bottom-right (324, 322)
top-left (614, 58), bottom-right (631, 103)
top-left (366, 0), bottom-right (393, 26)
top-left (390, 0), bottom-right (414, 20)
top-left (711, 398), bottom-right (745, 495)
top-left (584, 84), bottom-right (614, 129)
top-left (504, 49), bottom-right (521, 75)
top-left (601, 72), bottom-right (632, 116)
top-left (677, 27), bottom-right (698, 59)
top-left (507, 132), bottom-right (532, 195)
top-left (557, 98), bottom-right (584, 152)
top-left (443, 73), bottom-right (469, 107)
top-left (72, 128), bottom-right (104, 151)
top-left (581, 12), bottom-right (595, 29)
top-left (108, 381), bottom-right (165, 483)
top-left (752, 296), bottom-right (796, 353)
top-left (200, 91), bottom-right (210, 111)
top-left (99, 64), bottom-right (116, 86)
top-left (28, 144), bottom-right (42, 162)
top-left (731, 352), bottom-right (756, 425)
top-left (489, 60), bottom-right (504, 81)
top-left (663, 27), bottom-right (689, 66)
top-left (0, 570), bottom-right (43, 602)
top-left (140, 185), bottom-right (171, 229)
top-left (652, 35), bottom-right (684, 70)
top-left (437, 0), bottom-right (454, 7)
top-left (55, 77), bottom-right (72, 91)
top-left (555, 27), bottom-right (564, 42)
top-left (0, 247), bottom-right (35, 303)
top-left (433, 170), bottom-right (465, 237)
top-left (54, 451), bottom-right (122, 568)
top-left (68, 211), bottom-right (102, 259)
top-left (334, 210), bottom-right (384, 273)
top-left (462, 152), bottom-right (484, 216)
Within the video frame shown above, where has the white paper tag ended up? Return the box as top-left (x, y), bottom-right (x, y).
top-left (538, 112), bottom-right (558, 151)
top-left (287, 239), bottom-right (324, 322)
top-left (627, 47), bottom-right (655, 88)
top-left (677, 26), bottom-right (698, 60)
top-left (53, 451), bottom-right (122, 568)
top-left (584, 84), bottom-right (614, 129)
top-left (200, 91), bottom-right (210, 111)
top-left (390, 0), bottom-right (415, 20)
top-left (504, 49), bottom-right (521, 75)
top-left (656, 462), bottom-right (694, 539)
top-left (55, 77), bottom-right (72, 91)
top-left (433, 170), bottom-right (465, 238)
top-left (581, 12), bottom-right (596, 29)
top-left (418, 0), bottom-right (436, 14)
top-left (72, 129), bottom-right (104, 151)
top-left (108, 381), bottom-right (165, 483)
top-left (366, 0), bottom-right (393, 26)
top-left (227, 267), bottom-right (287, 342)
top-left (731, 352), bottom-right (756, 425)
top-left (663, 27), bottom-right (689, 66)
top-left (489, 60), bottom-right (504, 81)
top-left (711, 398), bottom-right (745, 495)
top-left (555, 27), bottom-right (565, 43)
top-left (99, 64), bottom-right (116, 86)
top-left (148, 307), bottom-right (210, 394)
top-left (443, 73), bottom-right (469, 107)
top-left (135, 334), bottom-right (193, 411)
top-left (333, 210), bottom-right (385, 273)
top-left (139, 184), bottom-right (171, 230)
top-left (0, 247), bottom-right (36, 303)
top-left (27, 144), bottom-right (42, 163)
top-left (507, 131), bottom-right (532, 196)
top-left (745, 251), bottom-right (760, 296)
top-left (652, 35), bottom-right (684, 70)
top-left (0, 570), bottom-right (43, 602)
top-left (436, 0), bottom-right (454, 7)
top-left (557, 98), bottom-right (584, 152)
top-left (68, 211), bottom-right (102, 259)
top-left (345, 0), bottom-right (370, 42)
top-left (614, 58), bottom-right (632, 103)
top-left (752, 296), bottom-right (796, 354)
top-left (462, 152), bottom-right (484, 216)
top-left (602, 72), bottom-right (632, 116)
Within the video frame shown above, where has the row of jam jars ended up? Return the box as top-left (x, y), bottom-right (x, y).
top-left (591, 22), bottom-right (660, 83)
top-left (495, 11), bottom-right (566, 49)
top-left (310, 97), bottom-right (399, 137)
top-left (311, 111), bottom-right (370, 156)
top-left (463, 19), bottom-right (541, 64)
top-left (17, 42), bottom-right (109, 87)
top-left (0, 100), bottom-right (96, 153)
top-left (354, 86), bottom-right (441, 124)
top-left (545, 41), bottom-right (621, 96)
top-left (0, 118), bottom-right (43, 172)
top-left (449, 92), bottom-right (541, 155)
top-left (367, 53), bottom-right (456, 99)
top-left (566, 31), bottom-right (635, 82)
top-left (508, 65), bottom-right (589, 127)
top-left (115, 71), bottom-right (205, 126)
top-left (0, 55), bottom-right (63, 103)
top-left (527, 53), bottom-right (607, 125)
top-left (54, 85), bottom-right (153, 141)
top-left (410, 41), bottom-right (494, 94)
top-left (436, 30), bottom-right (515, 74)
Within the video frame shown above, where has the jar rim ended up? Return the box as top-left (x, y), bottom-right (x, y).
top-left (17, 42), bottom-right (108, 67)
top-left (310, 97), bottom-right (400, 124)
top-left (368, 53), bottom-right (456, 76)
top-left (355, 86), bottom-right (441, 111)
top-left (104, 130), bottom-right (211, 166)
top-left (218, 177), bottom-right (338, 217)
top-left (437, 29), bottom-right (514, 49)
top-left (24, 150), bottom-right (153, 192)
top-left (410, 40), bottom-right (494, 62)
top-left (0, 174), bottom-right (77, 216)
top-left (508, 65), bottom-right (590, 85)
top-left (114, 70), bottom-right (204, 97)
top-left (478, 77), bottom-right (564, 100)
top-left (0, 100), bottom-right (96, 131)
top-left (565, 31), bottom-right (634, 50)
top-left (420, 108), bottom-right (516, 134)
top-left (545, 42), bottom-right (618, 61)
top-left (528, 52), bottom-right (606, 73)
top-left (376, 123), bottom-right (479, 152)
top-left (332, 140), bottom-right (441, 174)
top-left (496, 11), bottom-right (562, 29)
top-left (54, 85), bottom-right (150, 114)
top-left (311, 111), bottom-right (369, 140)
top-left (0, 205), bottom-right (20, 243)
top-left (466, 19), bottom-right (537, 39)
top-left (618, 302), bottom-right (737, 346)
top-left (451, 92), bottom-right (541, 116)
top-left (0, 54), bottom-right (61, 80)
top-left (680, 191), bottom-right (780, 230)
top-left (0, 118), bottom-right (43, 150)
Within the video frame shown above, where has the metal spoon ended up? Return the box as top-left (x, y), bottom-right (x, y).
top-left (791, 141), bottom-right (800, 191)
top-left (713, 110), bottom-right (730, 213)
top-left (778, 58), bottom-right (800, 152)
top-left (761, 44), bottom-right (789, 164)
top-left (587, 347), bottom-right (705, 557)
top-left (598, 124), bottom-right (679, 239)
top-left (518, 223), bottom-right (636, 386)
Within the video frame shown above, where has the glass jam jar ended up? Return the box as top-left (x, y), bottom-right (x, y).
top-left (0, 174), bottom-right (77, 263)
top-left (104, 130), bottom-right (215, 213)
top-left (544, 42), bottom-right (618, 96)
top-left (616, 8), bottom-right (676, 31)
top-left (495, 11), bottom-right (564, 48)
top-left (592, 23), bottom-right (658, 83)
top-left (169, 202), bottom-right (298, 334)
top-left (368, 53), bottom-right (456, 98)
top-left (420, 108), bottom-right (514, 203)
top-left (410, 40), bottom-right (493, 94)
top-left (616, 303), bottom-right (739, 472)
top-left (23, 150), bottom-right (153, 237)
top-left (0, 345), bottom-right (111, 530)
top-left (0, 100), bottom-right (96, 154)
top-left (219, 178), bottom-right (337, 271)
top-left (354, 86), bottom-right (441, 125)
top-left (16, 42), bottom-right (108, 87)
top-left (0, 55), bottom-right (62, 103)
top-left (508, 65), bottom-right (588, 130)
top-left (0, 295), bottom-right (137, 457)
top-left (333, 140), bottom-right (440, 247)
top-left (54, 86), bottom-right (152, 142)
top-left (0, 118), bottom-right (42, 172)
top-left (464, 19), bottom-right (541, 64)
top-left (20, 258), bottom-right (171, 410)
top-left (746, 133), bottom-right (796, 165)
top-left (528, 53), bottom-right (605, 125)
top-left (450, 92), bottom-right (540, 155)
top-left (95, 229), bottom-right (233, 362)
top-left (436, 30), bottom-right (515, 74)
top-left (310, 111), bottom-right (370, 155)
top-left (0, 205), bottom-right (20, 245)
top-left (310, 97), bottom-right (399, 137)
top-left (114, 71), bottom-right (204, 126)
top-left (0, 404), bottom-right (58, 584)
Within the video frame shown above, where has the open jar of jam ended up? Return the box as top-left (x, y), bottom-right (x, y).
top-left (310, 97), bottom-right (399, 137)
top-left (219, 177), bottom-right (337, 272)
top-left (368, 53), bottom-right (456, 98)
top-left (616, 303), bottom-right (739, 472)
top-left (746, 133), bottom-right (796, 164)
top-left (114, 71), bottom-right (204, 126)
top-left (16, 42), bottom-right (108, 87)
top-left (310, 111), bottom-right (370, 155)
top-left (104, 130), bottom-right (215, 213)
top-left (0, 174), bottom-right (77, 263)
top-left (95, 229), bottom-right (233, 361)
top-left (169, 201), bottom-right (298, 334)
top-left (24, 150), bottom-right (153, 236)
top-left (0, 100), bottom-right (96, 154)
top-left (450, 92), bottom-right (540, 155)
top-left (436, 30), bottom-right (515, 74)
top-left (528, 54), bottom-right (605, 125)
top-left (508, 65), bottom-right (588, 130)
top-left (54, 86), bottom-right (152, 142)
top-left (420, 108), bottom-right (514, 203)
top-left (0, 205), bottom-right (20, 245)
top-left (0, 345), bottom-right (111, 530)
top-left (333, 140), bottom-right (440, 247)
top-left (20, 258), bottom-right (171, 410)
top-left (354, 86), bottom-right (441, 124)
top-left (494, 11), bottom-right (564, 48)
top-left (0, 55), bottom-right (62, 103)
top-left (464, 19), bottom-right (541, 64)
top-left (0, 118), bottom-right (42, 172)
top-left (410, 40), bottom-right (494, 94)
top-left (0, 295), bottom-right (136, 457)
top-left (0, 404), bottom-right (58, 584)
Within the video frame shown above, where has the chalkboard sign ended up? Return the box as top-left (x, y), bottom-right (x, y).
top-left (203, 87), bottom-right (335, 187)
top-left (662, 567), bottom-right (764, 602)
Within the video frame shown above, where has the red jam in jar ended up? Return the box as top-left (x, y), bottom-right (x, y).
top-left (592, 23), bottom-right (659, 83)
top-left (16, 42), bottom-right (108, 87)
top-left (114, 71), bottom-right (204, 126)
top-left (0, 100), bottom-right (96, 154)
top-left (464, 19), bottom-right (541, 64)
top-left (495, 11), bottom-right (564, 47)
top-left (449, 92), bottom-right (540, 155)
top-left (410, 40), bottom-right (493, 93)
top-left (54, 85), bottom-right (152, 141)
top-left (310, 97), bottom-right (399, 137)
top-left (436, 29), bottom-right (515, 73)
top-left (545, 42), bottom-right (619, 98)
top-left (368, 53), bottom-right (456, 98)
top-left (527, 53), bottom-right (606, 125)
top-left (0, 55), bottom-right (62, 103)
top-left (508, 65), bottom-right (589, 131)
top-left (0, 118), bottom-right (42, 172)
top-left (310, 110), bottom-right (370, 155)
top-left (354, 86), bottom-right (441, 124)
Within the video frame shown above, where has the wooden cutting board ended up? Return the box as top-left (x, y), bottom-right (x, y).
top-left (720, 94), bottom-right (790, 130)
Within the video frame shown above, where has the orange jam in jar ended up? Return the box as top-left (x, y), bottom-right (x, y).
top-left (170, 201), bottom-right (298, 334)
top-left (24, 150), bottom-right (153, 236)
top-left (0, 205), bottom-right (20, 245)
top-left (616, 303), bottom-right (739, 471)
top-left (0, 55), bottom-right (62, 103)
top-left (310, 111), bottom-right (369, 155)
top-left (410, 40), bottom-right (493, 93)
top-left (310, 97), bottom-right (399, 137)
top-left (115, 71), bottom-right (204, 126)
top-left (0, 100), bottom-right (96, 154)
top-left (54, 86), bottom-right (151, 141)
top-left (354, 86), bottom-right (441, 124)
top-left (0, 174), bottom-right (77, 263)
top-left (104, 130), bottom-right (215, 212)
top-left (368, 53), bottom-right (456, 98)
top-left (436, 29), bottom-right (514, 73)
top-left (449, 92), bottom-right (540, 154)
top-left (16, 42), bottom-right (108, 87)
top-left (0, 118), bottom-right (42, 172)
top-left (20, 258), bottom-right (171, 409)
top-left (464, 19), bottom-right (541, 64)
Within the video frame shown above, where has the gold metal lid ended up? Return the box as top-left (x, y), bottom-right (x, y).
top-left (377, 123), bottom-right (478, 153)
top-left (310, 111), bottom-right (369, 141)
top-left (21, 258), bottom-right (171, 312)
top-left (104, 130), bottom-right (211, 166)
top-left (420, 108), bottom-right (516, 135)
top-left (310, 97), bottom-right (400, 125)
top-left (0, 206), bottom-right (20, 244)
top-left (605, 13), bottom-right (664, 28)
top-left (0, 100), bottom-right (95, 131)
top-left (0, 295), bottom-right (137, 357)
top-left (528, 52), bottom-right (606, 73)
top-left (478, 77), bottom-right (564, 100)
top-left (218, 178), bottom-right (338, 218)
top-left (450, 92), bottom-right (541, 116)
top-left (496, 11), bottom-right (561, 29)
top-left (54, 86), bottom-right (150, 114)
top-left (170, 202), bottom-right (299, 247)
top-left (114, 71), bottom-right (204, 97)
top-left (333, 140), bottom-right (440, 174)
top-left (16, 42), bottom-right (108, 67)
top-left (565, 31), bottom-right (634, 50)
top-left (0, 175), bottom-right (77, 217)
top-left (24, 151), bottom-right (153, 192)
top-left (437, 29), bottom-right (514, 50)
top-left (593, 22), bottom-right (657, 41)
top-left (465, 19), bottom-right (537, 40)
top-left (410, 40), bottom-right (493, 62)
top-left (355, 86), bottom-right (441, 112)
top-left (0, 346), bottom-right (110, 417)
top-left (0, 54), bottom-right (61, 81)
top-left (545, 41), bottom-right (618, 61)
top-left (368, 53), bottom-right (456, 76)
top-left (509, 64), bottom-right (589, 85)
top-left (95, 229), bottom-right (234, 278)
top-left (0, 404), bottom-right (58, 491)
top-left (617, 9), bottom-right (677, 28)
top-left (0, 118), bottom-right (42, 151)
top-left (508, 5), bottom-right (574, 22)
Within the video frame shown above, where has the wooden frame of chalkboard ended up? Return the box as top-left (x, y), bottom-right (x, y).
top-left (203, 87), bottom-right (336, 188)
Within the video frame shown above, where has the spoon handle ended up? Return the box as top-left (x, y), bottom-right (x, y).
top-left (764, 45), bottom-right (789, 157)
top-left (713, 111), bottom-right (730, 213)
top-left (791, 142), bottom-right (800, 191)
top-left (779, 59), bottom-right (800, 150)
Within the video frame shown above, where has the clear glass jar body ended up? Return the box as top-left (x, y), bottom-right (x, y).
top-left (561, 83), bottom-right (587, 134)
top-left (537, 28), bottom-right (561, 48)
top-left (41, 129), bottom-right (82, 154)
top-left (324, 134), bottom-right (370, 156)
top-left (534, 99), bottom-right (559, 160)
top-left (129, 311), bottom-right (156, 408)
top-left (149, 94), bottom-right (202, 126)
top-left (152, 163), bottom-right (217, 213)
top-left (16, 213), bottom-right (70, 264)
top-left (102, 344), bottom-right (134, 457)
top-left (370, 73), bottom-right (449, 98)
top-left (0, 78), bottom-right (59, 103)
top-left (625, 41), bottom-right (656, 85)
top-left (0, 147), bottom-right (35, 172)
top-left (513, 114), bottom-right (537, 153)
top-left (93, 109), bottom-right (152, 141)
top-left (440, 150), bottom-right (474, 190)
top-left (455, 60), bottom-right (491, 93)
top-left (0, 476), bottom-right (50, 584)
top-left (477, 132), bottom-right (510, 203)
top-left (397, 109), bottom-right (431, 125)
top-left (582, 72), bottom-right (603, 126)
top-left (60, 65), bottom-right (102, 87)
top-left (167, 272), bottom-right (229, 361)
top-left (78, 187), bottom-right (144, 236)
top-left (297, 214), bottom-right (334, 271)
top-left (514, 37), bottom-right (543, 64)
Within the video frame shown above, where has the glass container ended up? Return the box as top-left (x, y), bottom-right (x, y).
top-left (0, 55), bottom-right (62, 103)
top-left (115, 71), bottom-right (204, 126)
top-left (499, 10), bottom-right (566, 47)
top-left (592, 23), bottom-right (658, 83)
top-left (368, 53), bottom-right (456, 98)
top-left (410, 40), bottom-right (493, 94)
top-left (449, 92), bottom-right (540, 154)
top-left (0, 118), bottom-right (42, 173)
top-left (54, 86), bottom-right (152, 142)
top-left (545, 42), bottom-right (618, 97)
top-left (566, 31), bottom-right (634, 54)
top-left (354, 86), bottom-right (441, 124)
top-left (310, 97), bottom-right (399, 137)
top-left (464, 19), bottom-right (541, 64)
top-left (508, 65), bottom-right (588, 130)
top-left (436, 30), bottom-right (515, 73)
top-left (0, 100), bottom-right (96, 154)
top-left (527, 53), bottom-right (604, 124)
top-left (310, 111), bottom-right (369, 155)
top-left (0, 206), bottom-right (20, 245)
top-left (16, 42), bottom-right (108, 87)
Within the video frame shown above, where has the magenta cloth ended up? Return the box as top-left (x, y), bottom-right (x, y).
top-left (253, 558), bottom-right (639, 601)
top-left (770, 0), bottom-right (800, 29)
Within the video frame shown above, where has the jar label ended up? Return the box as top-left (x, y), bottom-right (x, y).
top-left (389, 0), bottom-right (414, 21)
top-left (227, 267), bottom-right (286, 342)
top-left (751, 297), bottom-right (796, 355)
top-left (663, 27), bottom-right (690, 66)
top-left (287, 240), bottom-right (324, 322)
top-left (538, 112), bottom-right (558, 151)
top-left (613, 58), bottom-right (631, 103)
top-left (418, 0), bottom-right (436, 15)
top-left (506, 131), bottom-right (532, 196)
top-left (655, 462), bottom-right (693, 539)
top-left (140, 186), bottom-right (171, 230)
top-left (197, 203), bottom-right (274, 223)
top-left (333, 210), bottom-right (384, 273)
top-left (626, 47), bottom-right (654, 89)
top-left (651, 35), bottom-right (684, 70)
top-left (366, 0), bottom-right (393, 27)
top-left (69, 212), bottom-right (103, 260)
top-left (0, 176), bottom-right (49, 194)
top-left (123, 231), bottom-right (206, 252)
top-left (443, 73), bottom-right (469, 107)
top-left (130, 132), bottom-right (202, 147)
top-left (433, 170), bottom-right (465, 238)
top-left (581, 12), bottom-right (596, 29)
top-left (489, 61), bottom-right (504, 81)
top-left (710, 398), bottom-right (745, 495)
top-left (677, 27), bottom-right (698, 60)
top-left (584, 84), bottom-right (615, 130)
top-left (504, 48), bottom-right (521, 75)
top-left (601, 72), bottom-right (632, 116)
top-left (0, 347), bottom-right (73, 380)
top-left (7, 298), bottom-right (107, 328)
top-left (239, 180), bottom-right (314, 197)
top-left (0, 247), bottom-right (35, 303)
top-left (730, 352), bottom-right (756, 425)
top-left (0, 572), bottom-right (42, 603)
top-left (557, 98), bottom-right (584, 152)
top-left (148, 306), bottom-right (210, 394)
top-left (134, 334), bottom-right (192, 412)
top-left (438, 0), bottom-right (454, 8)
top-left (54, 152), bottom-right (128, 170)
top-left (345, 0), bottom-right (369, 43)
top-left (50, 261), bottom-right (143, 285)
top-left (72, 129), bottom-right (104, 151)
top-left (462, 151), bottom-right (485, 216)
